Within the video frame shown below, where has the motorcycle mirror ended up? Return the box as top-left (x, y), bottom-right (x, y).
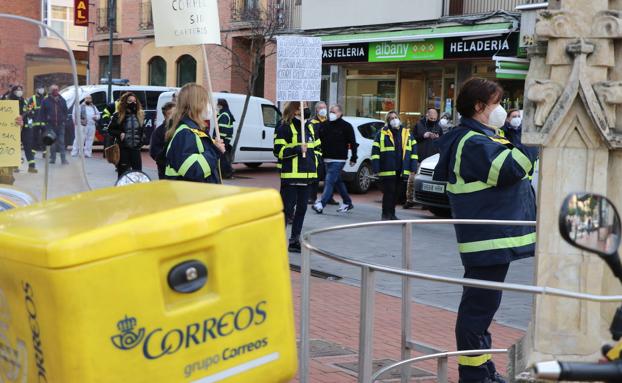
top-left (115, 170), bottom-right (152, 187)
top-left (559, 193), bottom-right (621, 258)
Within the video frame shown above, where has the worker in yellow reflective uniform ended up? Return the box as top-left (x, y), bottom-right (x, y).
top-left (434, 78), bottom-right (538, 383)
top-left (215, 98), bottom-right (235, 178)
top-left (274, 101), bottom-right (318, 253)
top-left (165, 83), bottom-right (225, 184)
top-left (306, 101), bottom-right (327, 204)
top-left (371, 111), bottom-right (418, 220)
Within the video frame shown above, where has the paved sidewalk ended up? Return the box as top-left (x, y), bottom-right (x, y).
top-left (289, 271), bottom-right (525, 382)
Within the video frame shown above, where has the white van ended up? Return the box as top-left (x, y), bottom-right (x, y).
top-left (61, 85), bottom-right (178, 144)
top-left (156, 91), bottom-right (281, 166)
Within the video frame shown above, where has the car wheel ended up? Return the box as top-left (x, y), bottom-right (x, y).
top-left (348, 161), bottom-right (373, 194)
top-left (429, 207), bottom-right (451, 217)
top-left (244, 163), bottom-right (262, 169)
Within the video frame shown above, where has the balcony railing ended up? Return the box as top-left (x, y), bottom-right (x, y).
top-left (231, 0), bottom-right (300, 30)
top-left (139, 0), bottom-right (153, 30)
top-left (96, 7), bottom-right (117, 34)
top-left (445, 0), bottom-right (539, 16)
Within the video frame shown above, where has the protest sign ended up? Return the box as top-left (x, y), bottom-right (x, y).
top-left (0, 101), bottom-right (21, 167)
top-left (276, 36), bottom-right (322, 102)
top-left (152, 0), bottom-right (221, 47)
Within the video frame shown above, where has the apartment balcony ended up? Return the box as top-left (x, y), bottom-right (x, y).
top-left (445, 0), bottom-right (541, 16)
top-left (96, 7), bottom-right (117, 34)
top-left (230, 0), bottom-right (300, 31)
top-left (138, 0), bottom-right (153, 31)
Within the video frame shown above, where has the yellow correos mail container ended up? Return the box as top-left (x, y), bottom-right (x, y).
top-left (0, 181), bottom-right (297, 382)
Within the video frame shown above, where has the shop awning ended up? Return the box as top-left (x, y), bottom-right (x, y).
top-left (320, 22), bottom-right (515, 46)
top-left (493, 55), bottom-right (529, 80)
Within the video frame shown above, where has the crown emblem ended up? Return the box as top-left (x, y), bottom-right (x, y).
top-left (111, 315), bottom-right (145, 351)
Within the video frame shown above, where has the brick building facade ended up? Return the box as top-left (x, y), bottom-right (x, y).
top-left (0, 0), bottom-right (88, 95)
top-left (89, 0), bottom-right (286, 102)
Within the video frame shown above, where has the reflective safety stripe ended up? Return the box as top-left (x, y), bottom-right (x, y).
top-left (379, 171), bottom-right (396, 176)
top-left (458, 232), bottom-right (536, 253)
top-left (281, 171), bottom-right (318, 179)
top-left (179, 154), bottom-right (211, 178)
top-left (511, 147), bottom-right (533, 174)
top-left (458, 354), bottom-right (492, 367)
top-left (486, 149), bottom-right (511, 186)
top-left (403, 170), bottom-right (411, 175)
top-left (447, 131), bottom-right (492, 194)
top-left (370, 154), bottom-right (380, 160)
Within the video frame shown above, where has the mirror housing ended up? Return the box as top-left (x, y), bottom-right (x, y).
top-left (559, 193), bottom-right (621, 258)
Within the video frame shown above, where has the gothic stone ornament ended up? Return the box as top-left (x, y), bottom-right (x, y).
top-left (526, 80), bottom-right (563, 127)
top-left (593, 81), bottom-right (622, 129)
top-left (592, 10), bottom-right (622, 38)
top-left (535, 10), bottom-right (587, 39)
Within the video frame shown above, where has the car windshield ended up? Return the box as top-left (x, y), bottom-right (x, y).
top-left (358, 122), bottom-right (384, 140)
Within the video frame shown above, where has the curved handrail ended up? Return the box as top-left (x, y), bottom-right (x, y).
top-left (301, 219), bottom-right (622, 302)
top-left (371, 349), bottom-right (509, 381)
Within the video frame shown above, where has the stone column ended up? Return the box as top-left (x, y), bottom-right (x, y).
top-left (512, 1), bottom-right (622, 380)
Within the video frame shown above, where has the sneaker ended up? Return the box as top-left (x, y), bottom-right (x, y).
top-left (403, 201), bottom-right (415, 209)
top-left (28, 166), bottom-right (38, 174)
top-left (337, 203), bottom-right (354, 213)
top-left (288, 240), bottom-right (301, 253)
top-left (312, 202), bottom-right (323, 214)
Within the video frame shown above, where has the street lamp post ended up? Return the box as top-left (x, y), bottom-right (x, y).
top-left (107, 0), bottom-right (116, 103)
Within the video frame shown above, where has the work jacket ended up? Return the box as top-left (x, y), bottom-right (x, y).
top-left (371, 126), bottom-right (418, 178)
top-left (434, 117), bottom-right (538, 266)
top-left (273, 118), bottom-right (318, 184)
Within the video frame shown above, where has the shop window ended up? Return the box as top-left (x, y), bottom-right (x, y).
top-left (176, 55), bottom-right (197, 87)
top-left (148, 56), bottom-right (167, 86)
top-left (345, 79), bottom-right (396, 120)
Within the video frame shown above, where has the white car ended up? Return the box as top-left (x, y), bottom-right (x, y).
top-left (336, 117), bottom-right (385, 194)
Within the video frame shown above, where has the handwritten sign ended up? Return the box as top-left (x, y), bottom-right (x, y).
top-left (0, 101), bottom-right (21, 167)
top-left (276, 36), bottom-right (322, 102)
top-left (152, 0), bottom-right (221, 47)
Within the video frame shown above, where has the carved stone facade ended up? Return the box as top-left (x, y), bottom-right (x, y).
top-left (513, 0), bottom-right (622, 380)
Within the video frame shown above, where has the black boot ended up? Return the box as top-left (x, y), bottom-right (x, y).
top-left (288, 239), bottom-right (301, 253)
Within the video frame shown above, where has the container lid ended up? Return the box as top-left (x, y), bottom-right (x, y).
top-left (0, 181), bottom-right (283, 268)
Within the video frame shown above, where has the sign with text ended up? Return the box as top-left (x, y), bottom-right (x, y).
top-left (368, 39), bottom-right (444, 62)
top-left (74, 0), bottom-right (89, 27)
top-left (152, 0), bottom-right (221, 47)
top-left (276, 36), bottom-right (322, 102)
top-left (0, 101), bottom-right (21, 167)
top-left (444, 33), bottom-right (519, 59)
top-left (322, 44), bottom-right (368, 63)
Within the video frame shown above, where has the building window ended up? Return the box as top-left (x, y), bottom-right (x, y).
top-left (176, 55), bottom-right (197, 87)
top-left (49, 5), bottom-right (87, 41)
top-left (96, 1), bottom-right (118, 34)
top-left (99, 55), bottom-right (121, 82)
top-left (139, 0), bottom-right (153, 30)
top-left (148, 57), bottom-right (167, 86)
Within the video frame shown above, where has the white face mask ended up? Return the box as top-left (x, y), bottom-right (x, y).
top-left (487, 104), bottom-right (507, 129)
top-left (36, 88), bottom-right (45, 95)
top-left (389, 118), bottom-right (401, 128)
top-left (329, 112), bottom-right (338, 122)
top-left (510, 117), bottom-right (522, 128)
top-left (318, 108), bottom-right (327, 117)
top-left (439, 118), bottom-right (449, 128)
top-left (14, 90), bottom-right (23, 98)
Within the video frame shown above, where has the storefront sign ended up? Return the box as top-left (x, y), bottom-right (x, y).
top-left (368, 39), bottom-right (444, 62)
top-left (322, 44), bottom-right (368, 63)
top-left (152, 0), bottom-right (221, 47)
top-left (276, 36), bottom-right (322, 101)
top-left (74, 0), bottom-right (88, 27)
top-left (0, 101), bottom-right (21, 167)
top-left (444, 33), bottom-right (519, 59)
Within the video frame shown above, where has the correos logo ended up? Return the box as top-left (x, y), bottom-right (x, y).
top-left (110, 301), bottom-right (268, 360)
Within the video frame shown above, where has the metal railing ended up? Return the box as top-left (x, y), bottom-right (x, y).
top-left (299, 219), bottom-right (622, 383)
top-left (138, 0), bottom-right (153, 31)
top-left (444, 0), bottom-right (538, 16)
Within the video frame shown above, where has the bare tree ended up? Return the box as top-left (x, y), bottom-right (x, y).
top-left (217, 0), bottom-right (287, 164)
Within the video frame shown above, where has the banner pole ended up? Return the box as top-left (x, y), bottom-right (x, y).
top-left (300, 101), bottom-right (306, 158)
top-left (201, 44), bottom-right (221, 141)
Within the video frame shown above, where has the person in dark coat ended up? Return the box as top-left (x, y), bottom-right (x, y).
top-left (164, 83), bottom-right (225, 183)
top-left (41, 84), bottom-right (69, 164)
top-left (214, 98), bottom-right (236, 179)
top-left (7, 85), bottom-right (37, 173)
top-left (107, 92), bottom-right (145, 178)
top-left (414, 108), bottom-right (443, 161)
top-left (434, 78), bottom-right (538, 383)
top-left (150, 101), bottom-right (176, 179)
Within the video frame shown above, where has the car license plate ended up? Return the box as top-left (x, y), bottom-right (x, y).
top-left (422, 183), bottom-right (445, 194)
